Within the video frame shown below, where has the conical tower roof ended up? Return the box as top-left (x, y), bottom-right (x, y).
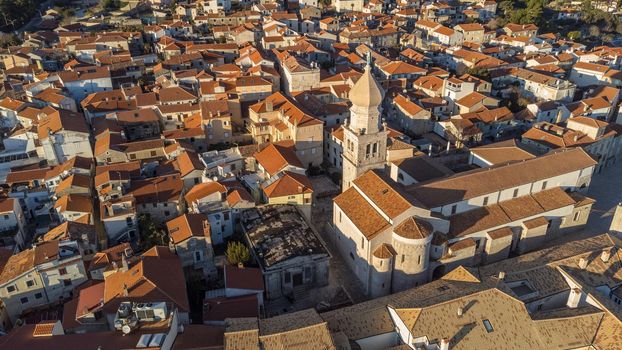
top-left (350, 63), bottom-right (384, 108)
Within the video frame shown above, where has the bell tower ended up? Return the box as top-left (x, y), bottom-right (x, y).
top-left (341, 54), bottom-right (388, 191)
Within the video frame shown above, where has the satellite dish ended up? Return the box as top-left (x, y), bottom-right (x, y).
top-left (122, 324), bottom-right (132, 334)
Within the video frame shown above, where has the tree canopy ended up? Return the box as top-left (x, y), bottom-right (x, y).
top-left (226, 241), bottom-right (251, 266)
top-left (497, 0), bottom-right (545, 26)
top-left (0, 0), bottom-right (45, 31)
top-left (138, 214), bottom-right (168, 250)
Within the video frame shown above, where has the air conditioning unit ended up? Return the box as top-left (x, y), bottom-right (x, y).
top-left (134, 302), bottom-right (167, 321)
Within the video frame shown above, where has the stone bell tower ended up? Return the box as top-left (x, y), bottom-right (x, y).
top-left (341, 53), bottom-right (388, 191)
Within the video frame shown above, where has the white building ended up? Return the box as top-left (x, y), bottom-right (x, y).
top-left (0, 240), bottom-right (87, 323)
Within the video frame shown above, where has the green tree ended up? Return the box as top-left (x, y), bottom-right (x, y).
top-left (567, 31), bottom-right (581, 40)
top-left (138, 214), bottom-right (168, 249)
top-left (226, 241), bottom-right (251, 266)
top-left (464, 67), bottom-right (490, 80)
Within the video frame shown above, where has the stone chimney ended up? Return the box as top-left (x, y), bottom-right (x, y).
top-left (440, 338), bottom-right (449, 350)
top-left (567, 288), bottom-right (581, 308)
top-left (578, 257), bottom-right (588, 269)
top-left (601, 249), bottom-right (612, 263)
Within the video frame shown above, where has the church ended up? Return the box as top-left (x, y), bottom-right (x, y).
top-left (332, 59), bottom-right (598, 298)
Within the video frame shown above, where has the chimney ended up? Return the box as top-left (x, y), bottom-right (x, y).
top-left (106, 203), bottom-right (114, 217)
top-left (121, 253), bottom-right (129, 271)
top-left (123, 283), bottom-right (129, 297)
top-left (578, 257), bottom-right (588, 269)
top-left (265, 101), bottom-right (273, 112)
top-left (498, 271), bottom-right (506, 280)
top-left (440, 338), bottom-right (450, 350)
top-left (457, 307), bottom-right (463, 317)
top-left (601, 249), bottom-right (612, 263)
top-left (573, 134), bottom-right (579, 142)
top-left (567, 288), bottom-right (581, 308)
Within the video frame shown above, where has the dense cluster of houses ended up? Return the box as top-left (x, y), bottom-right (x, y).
top-left (0, 0), bottom-right (620, 348)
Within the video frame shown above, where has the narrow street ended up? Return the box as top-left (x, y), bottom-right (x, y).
top-left (312, 196), bottom-right (370, 304)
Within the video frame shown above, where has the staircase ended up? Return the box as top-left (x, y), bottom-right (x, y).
top-left (293, 285), bottom-right (308, 302)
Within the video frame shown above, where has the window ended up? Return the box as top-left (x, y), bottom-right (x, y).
top-left (20, 297), bottom-right (28, 304)
top-left (451, 205), bottom-right (457, 215)
top-left (284, 272), bottom-right (291, 283)
top-left (574, 212), bottom-right (580, 222)
top-left (2, 215), bottom-right (7, 220)
top-left (6, 285), bottom-right (15, 293)
top-left (483, 319), bottom-right (494, 333)
top-left (418, 255), bottom-right (421, 265)
top-left (195, 251), bottom-right (202, 262)
top-left (513, 188), bottom-right (519, 198)
top-left (63, 279), bottom-right (72, 287)
top-left (223, 212), bottom-right (230, 221)
top-left (360, 237), bottom-right (364, 249)
top-left (372, 142), bottom-right (378, 154)
top-left (482, 197), bottom-right (488, 206)
top-left (349, 252), bottom-right (355, 260)
top-left (164, 211), bottom-right (170, 216)
top-left (401, 255), bottom-right (405, 263)
top-left (150, 151), bottom-right (157, 157)
top-left (35, 293), bottom-right (42, 299)
top-left (541, 181), bottom-right (547, 190)
top-left (339, 211), bottom-right (342, 223)
top-left (59, 267), bottom-right (67, 276)
top-left (26, 280), bottom-right (34, 288)
top-left (366, 144), bottom-right (371, 156)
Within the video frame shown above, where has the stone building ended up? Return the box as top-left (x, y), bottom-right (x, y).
top-left (341, 57), bottom-right (389, 190)
top-left (242, 205), bottom-right (330, 301)
top-left (332, 66), bottom-right (599, 298)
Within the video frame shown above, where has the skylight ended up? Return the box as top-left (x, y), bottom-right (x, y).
top-left (483, 319), bottom-right (494, 333)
